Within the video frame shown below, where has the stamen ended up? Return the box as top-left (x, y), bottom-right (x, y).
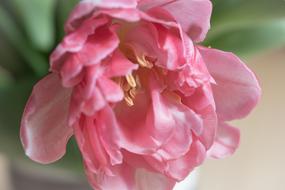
top-left (122, 81), bottom-right (131, 91)
top-left (137, 56), bottom-right (153, 68)
top-left (129, 88), bottom-right (137, 99)
top-left (126, 74), bottom-right (136, 88)
top-left (124, 95), bottom-right (134, 106)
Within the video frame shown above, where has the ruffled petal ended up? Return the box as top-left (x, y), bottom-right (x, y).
top-left (145, 140), bottom-right (206, 181)
top-left (199, 47), bottom-right (261, 121)
top-left (151, 91), bottom-right (203, 160)
top-left (182, 84), bottom-right (217, 150)
top-left (51, 17), bottom-right (109, 72)
top-left (207, 122), bottom-right (240, 159)
top-left (74, 115), bottom-right (112, 174)
top-left (98, 77), bottom-right (124, 102)
top-left (139, 0), bottom-right (212, 42)
top-left (20, 74), bottom-right (72, 164)
top-left (84, 160), bottom-right (175, 190)
top-left (59, 26), bottom-right (120, 87)
top-left (65, 0), bottom-right (138, 32)
top-left (105, 50), bottom-right (139, 78)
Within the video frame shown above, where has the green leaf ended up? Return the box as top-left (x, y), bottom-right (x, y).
top-left (55, 0), bottom-right (78, 40)
top-left (0, 5), bottom-right (48, 76)
top-left (206, 0), bottom-right (285, 56)
top-left (0, 66), bottom-right (14, 87)
top-left (205, 19), bottom-right (285, 57)
top-left (10, 0), bottom-right (57, 51)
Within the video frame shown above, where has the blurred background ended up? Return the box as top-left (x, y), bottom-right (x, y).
top-left (0, 0), bottom-right (285, 190)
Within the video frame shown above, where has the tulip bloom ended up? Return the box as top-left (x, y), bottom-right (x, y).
top-left (20, 0), bottom-right (261, 189)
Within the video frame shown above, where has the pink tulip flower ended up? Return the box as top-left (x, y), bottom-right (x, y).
top-left (20, 0), bottom-right (261, 189)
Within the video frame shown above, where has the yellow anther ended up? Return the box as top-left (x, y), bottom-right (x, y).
top-left (129, 88), bottom-right (137, 99)
top-left (126, 74), bottom-right (136, 88)
top-left (124, 95), bottom-right (134, 106)
top-left (137, 56), bottom-right (153, 68)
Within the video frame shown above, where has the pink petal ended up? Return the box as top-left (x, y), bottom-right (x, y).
top-left (84, 160), bottom-right (136, 190)
top-left (182, 84), bottom-right (217, 150)
top-left (139, 0), bottom-right (212, 42)
top-left (20, 74), bottom-right (72, 164)
top-left (207, 122), bottom-right (240, 159)
top-left (199, 47), bottom-right (261, 121)
top-left (82, 88), bottom-right (106, 116)
top-left (145, 140), bottom-right (206, 181)
top-left (105, 50), bottom-right (139, 78)
top-left (151, 91), bottom-right (203, 160)
top-left (74, 116), bottom-right (110, 173)
top-left (98, 77), bottom-right (124, 102)
top-left (135, 169), bottom-right (176, 190)
top-left (155, 24), bottom-right (186, 70)
top-left (84, 157), bottom-right (175, 190)
top-left (51, 17), bottom-right (109, 72)
top-left (60, 26), bottom-right (120, 87)
top-left (65, 0), bottom-right (138, 32)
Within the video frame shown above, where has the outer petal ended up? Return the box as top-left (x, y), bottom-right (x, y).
top-left (145, 140), bottom-right (206, 181)
top-left (66, 0), bottom-right (138, 32)
top-left (84, 161), bottom-right (175, 190)
top-left (182, 84), bottom-right (217, 150)
top-left (139, 0), bottom-right (212, 42)
top-left (20, 74), bottom-right (72, 164)
top-left (199, 47), bottom-right (261, 121)
top-left (207, 122), bottom-right (240, 159)
top-left (59, 26), bottom-right (120, 87)
top-left (51, 17), bottom-right (109, 72)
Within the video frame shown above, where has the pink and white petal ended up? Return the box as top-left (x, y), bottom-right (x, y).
top-left (145, 140), bottom-right (206, 181)
top-left (65, 0), bottom-right (137, 32)
top-left (74, 115), bottom-right (112, 174)
top-left (155, 24), bottom-right (186, 70)
top-left (125, 22), bottom-right (161, 63)
top-left (97, 106), bottom-right (124, 165)
top-left (153, 91), bottom-right (203, 160)
top-left (95, 8), bottom-right (141, 22)
top-left (85, 159), bottom-right (175, 190)
top-left (182, 84), bottom-right (217, 150)
top-left (84, 161), bottom-right (136, 190)
top-left (51, 17), bottom-right (109, 71)
top-left (20, 74), bottom-right (72, 164)
top-left (82, 88), bottom-right (107, 116)
top-left (198, 47), bottom-right (261, 121)
top-left (105, 50), bottom-right (139, 78)
top-left (139, 0), bottom-right (212, 42)
top-left (97, 77), bottom-right (124, 102)
top-left (59, 27), bottom-right (119, 86)
top-left (207, 122), bottom-right (240, 159)
top-left (162, 0), bottom-right (212, 42)
top-left (114, 91), bottom-right (162, 154)
top-left (135, 168), bottom-right (176, 190)
top-left (139, 0), bottom-right (175, 10)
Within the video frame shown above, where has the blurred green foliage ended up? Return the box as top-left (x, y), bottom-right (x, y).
top-left (207, 0), bottom-right (285, 56)
top-left (0, 0), bottom-right (284, 172)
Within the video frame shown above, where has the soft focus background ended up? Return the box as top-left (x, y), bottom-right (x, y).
top-left (0, 0), bottom-right (285, 190)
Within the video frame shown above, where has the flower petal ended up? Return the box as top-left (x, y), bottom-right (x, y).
top-left (105, 50), bottom-right (139, 78)
top-left (139, 0), bottom-right (212, 42)
top-left (207, 122), bottom-right (240, 159)
top-left (98, 77), bottom-right (124, 102)
top-left (199, 47), bottom-right (261, 121)
top-left (59, 26), bottom-right (120, 87)
top-left (65, 0), bottom-right (138, 32)
top-left (145, 140), bottom-right (206, 181)
top-left (182, 84), bottom-right (217, 150)
top-left (20, 74), bottom-right (72, 164)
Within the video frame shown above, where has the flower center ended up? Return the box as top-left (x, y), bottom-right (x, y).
top-left (118, 46), bottom-right (157, 106)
